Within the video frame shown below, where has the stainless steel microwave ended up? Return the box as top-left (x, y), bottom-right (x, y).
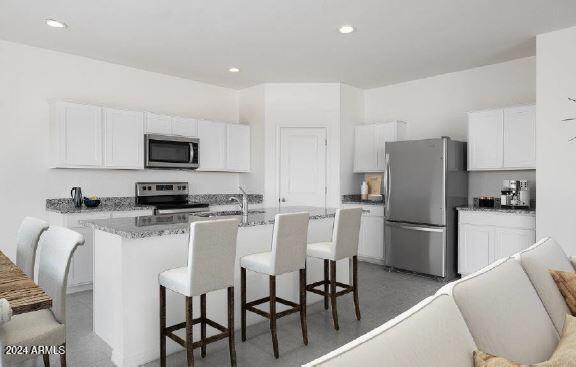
top-left (144, 134), bottom-right (199, 170)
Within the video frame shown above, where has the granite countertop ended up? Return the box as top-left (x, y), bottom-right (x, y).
top-left (46, 194), bottom-right (264, 214)
top-left (81, 206), bottom-right (336, 239)
top-left (46, 197), bottom-right (154, 214)
top-left (456, 206), bottom-right (536, 216)
top-left (341, 195), bottom-right (384, 206)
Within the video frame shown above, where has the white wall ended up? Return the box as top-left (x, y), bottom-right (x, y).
top-left (238, 85), bottom-right (266, 194)
top-left (0, 40), bottom-right (239, 257)
top-left (365, 57), bottom-right (536, 140)
top-left (263, 83), bottom-right (341, 207)
top-left (339, 84), bottom-right (364, 195)
top-left (536, 26), bottom-right (576, 256)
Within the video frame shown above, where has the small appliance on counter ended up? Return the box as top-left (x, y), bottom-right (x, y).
top-left (70, 187), bottom-right (83, 208)
top-left (135, 182), bottom-right (209, 215)
top-left (501, 180), bottom-right (530, 209)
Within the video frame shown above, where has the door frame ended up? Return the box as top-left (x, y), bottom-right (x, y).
top-left (276, 126), bottom-right (328, 208)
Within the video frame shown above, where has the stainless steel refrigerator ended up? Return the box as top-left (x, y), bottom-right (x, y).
top-left (384, 137), bottom-right (468, 279)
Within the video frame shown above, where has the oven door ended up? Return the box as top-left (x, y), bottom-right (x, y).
top-left (145, 134), bottom-right (199, 169)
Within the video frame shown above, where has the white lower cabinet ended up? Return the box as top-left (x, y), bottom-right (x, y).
top-left (342, 204), bottom-right (385, 263)
top-left (47, 209), bottom-right (154, 292)
top-left (458, 211), bottom-right (535, 276)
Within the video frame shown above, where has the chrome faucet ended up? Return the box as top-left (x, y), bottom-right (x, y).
top-left (229, 186), bottom-right (249, 217)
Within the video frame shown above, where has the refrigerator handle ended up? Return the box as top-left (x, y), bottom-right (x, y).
top-left (384, 153), bottom-right (391, 218)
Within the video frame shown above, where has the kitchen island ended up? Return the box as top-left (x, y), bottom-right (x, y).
top-left (82, 207), bottom-right (348, 367)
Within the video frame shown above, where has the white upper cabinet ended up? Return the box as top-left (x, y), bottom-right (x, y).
top-left (354, 121), bottom-right (406, 172)
top-left (145, 113), bottom-right (172, 135)
top-left (503, 105), bottom-right (536, 169)
top-left (52, 102), bottom-right (103, 168)
top-left (172, 116), bottom-right (198, 137)
top-left (468, 105), bottom-right (535, 171)
top-left (226, 124), bottom-right (250, 172)
top-left (468, 109), bottom-right (504, 170)
top-left (197, 120), bottom-right (227, 171)
top-left (145, 113), bottom-right (198, 137)
top-left (103, 108), bottom-right (144, 169)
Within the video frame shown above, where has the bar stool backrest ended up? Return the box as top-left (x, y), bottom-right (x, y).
top-left (37, 226), bottom-right (84, 324)
top-left (188, 219), bottom-right (240, 296)
top-left (331, 207), bottom-right (363, 261)
top-left (271, 212), bottom-right (309, 275)
top-left (16, 217), bottom-right (49, 278)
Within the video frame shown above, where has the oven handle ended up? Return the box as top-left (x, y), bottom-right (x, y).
top-left (189, 142), bottom-right (195, 164)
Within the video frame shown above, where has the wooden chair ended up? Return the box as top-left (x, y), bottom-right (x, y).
top-left (240, 212), bottom-right (309, 358)
top-left (306, 207), bottom-right (362, 330)
top-left (159, 219), bottom-right (240, 367)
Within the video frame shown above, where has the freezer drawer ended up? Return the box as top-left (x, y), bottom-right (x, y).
top-left (385, 221), bottom-right (446, 277)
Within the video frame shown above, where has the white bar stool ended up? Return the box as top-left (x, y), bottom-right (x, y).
top-left (159, 218), bottom-right (240, 367)
top-left (306, 207), bottom-right (362, 330)
top-left (240, 212), bottom-right (309, 358)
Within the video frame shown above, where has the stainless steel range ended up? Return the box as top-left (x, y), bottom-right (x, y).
top-left (135, 182), bottom-right (209, 215)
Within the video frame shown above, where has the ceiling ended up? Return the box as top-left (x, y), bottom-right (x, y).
top-left (1, 0), bottom-right (576, 89)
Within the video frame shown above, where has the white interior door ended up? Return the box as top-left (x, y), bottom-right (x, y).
top-left (279, 127), bottom-right (327, 207)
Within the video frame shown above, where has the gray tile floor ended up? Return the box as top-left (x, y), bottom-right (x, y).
top-left (33, 262), bottom-right (442, 367)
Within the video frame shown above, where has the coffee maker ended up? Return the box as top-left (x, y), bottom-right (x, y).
top-left (501, 180), bottom-right (530, 208)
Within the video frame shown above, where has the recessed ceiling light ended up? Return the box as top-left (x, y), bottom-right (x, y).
top-left (46, 19), bottom-right (67, 28)
top-left (339, 25), bottom-right (355, 34)
top-left (228, 67), bottom-right (240, 73)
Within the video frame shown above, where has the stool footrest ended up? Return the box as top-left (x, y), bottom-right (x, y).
top-left (164, 317), bottom-right (231, 350)
top-left (306, 280), bottom-right (354, 298)
top-left (245, 296), bottom-right (301, 320)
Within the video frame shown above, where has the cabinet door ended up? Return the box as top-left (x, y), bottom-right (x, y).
top-left (503, 105), bottom-right (536, 169)
top-left (172, 117), bottom-right (198, 137)
top-left (354, 125), bottom-right (376, 172)
top-left (493, 227), bottom-right (535, 261)
top-left (104, 108), bottom-right (144, 169)
top-left (145, 113), bottom-right (172, 135)
top-left (54, 102), bottom-right (103, 167)
top-left (358, 216), bottom-right (384, 260)
top-left (69, 226), bottom-right (94, 286)
top-left (468, 110), bottom-right (504, 170)
top-left (197, 120), bottom-right (227, 170)
top-left (226, 124), bottom-right (251, 171)
top-left (458, 224), bottom-right (492, 275)
top-left (375, 124), bottom-right (397, 171)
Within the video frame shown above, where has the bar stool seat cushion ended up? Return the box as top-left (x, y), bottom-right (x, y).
top-left (240, 251), bottom-right (275, 275)
top-left (0, 309), bottom-right (65, 362)
top-left (307, 242), bottom-right (334, 260)
top-left (159, 267), bottom-right (190, 296)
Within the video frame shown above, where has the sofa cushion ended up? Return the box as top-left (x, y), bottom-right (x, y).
top-left (473, 314), bottom-right (576, 366)
top-left (303, 294), bottom-right (477, 367)
top-left (451, 258), bottom-right (559, 365)
top-left (549, 270), bottom-right (576, 315)
top-left (519, 237), bottom-right (576, 333)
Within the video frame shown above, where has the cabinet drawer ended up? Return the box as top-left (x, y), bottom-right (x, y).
top-left (64, 212), bottom-right (111, 228)
top-left (458, 211), bottom-right (535, 229)
top-left (111, 210), bottom-right (153, 218)
top-left (340, 204), bottom-right (384, 217)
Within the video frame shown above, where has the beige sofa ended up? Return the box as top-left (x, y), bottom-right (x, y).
top-left (304, 237), bottom-right (576, 366)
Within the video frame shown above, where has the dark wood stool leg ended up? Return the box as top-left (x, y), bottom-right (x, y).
top-left (299, 268), bottom-right (308, 345)
top-left (201, 293), bottom-right (207, 358)
top-left (59, 343), bottom-right (66, 367)
top-left (241, 267), bottom-right (247, 342)
top-left (186, 296), bottom-right (195, 367)
top-left (323, 259), bottom-right (329, 310)
top-left (269, 275), bottom-right (279, 358)
top-left (160, 286), bottom-right (166, 367)
top-left (227, 287), bottom-right (237, 367)
top-left (352, 256), bottom-right (361, 320)
top-left (330, 260), bottom-right (339, 330)
top-left (43, 353), bottom-right (50, 367)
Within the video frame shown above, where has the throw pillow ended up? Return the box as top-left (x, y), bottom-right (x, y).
top-left (474, 314), bottom-right (576, 366)
top-left (549, 269), bottom-right (576, 315)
